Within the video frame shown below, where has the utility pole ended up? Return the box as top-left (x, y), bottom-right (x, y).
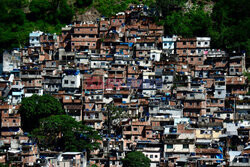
top-left (107, 104), bottom-right (110, 167)
top-left (106, 102), bottom-right (113, 167)
top-left (233, 96), bottom-right (236, 123)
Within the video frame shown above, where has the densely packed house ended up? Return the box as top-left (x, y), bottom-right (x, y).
top-left (0, 5), bottom-right (249, 167)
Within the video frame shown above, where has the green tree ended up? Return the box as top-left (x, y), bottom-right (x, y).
top-left (19, 94), bottom-right (65, 132)
top-left (103, 104), bottom-right (128, 136)
top-left (29, 0), bottom-right (52, 22)
top-left (211, 0), bottom-right (250, 53)
top-left (32, 115), bottom-right (101, 151)
top-left (76, 0), bottom-right (93, 8)
top-left (122, 151), bottom-right (151, 167)
top-left (57, 0), bottom-right (75, 24)
top-left (164, 7), bottom-right (212, 37)
top-left (0, 0), bottom-right (29, 52)
top-left (156, 0), bottom-right (186, 16)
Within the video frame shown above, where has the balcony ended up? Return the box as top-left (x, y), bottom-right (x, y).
top-left (136, 46), bottom-right (156, 51)
top-left (23, 83), bottom-right (42, 87)
top-left (143, 147), bottom-right (161, 152)
top-left (83, 116), bottom-right (102, 122)
top-left (1, 131), bottom-right (19, 136)
top-left (108, 73), bottom-right (124, 78)
top-left (186, 94), bottom-right (205, 100)
top-left (12, 92), bottom-right (23, 96)
top-left (236, 105), bottom-right (250, 110)
top-left (2, 121), bottom-right (21, 127)
top-left (71, 37), bottom-right (98, 42)
top-left (21, 75), bottom-right (42, 79)
top-left (184, 103), bottom-right (205, 109)
top-left (151, 117), bottom-right (172, 122)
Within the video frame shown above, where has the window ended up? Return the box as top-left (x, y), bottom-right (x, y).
top-left (218, 91), bottom-right (221, 95)
top-left (133, 128), bottom-right (138, 131)
top-left (205, 42), bottom-right (208, 45)
top-left (139, 51), bottom-right (143, 55)
top-left (183, 144), bottom-right (189, 149)
top-left (236, 69), bottom-right (239, 72)
top-left (199, 58), bottom-right (202, 61)
top-left (155, 155), bottom-right (158, 158)
top-left (13, 120), bottom-right (16, 123)
top-left (64, 80), bottom-right (68, 84)
top-left (164, 43), bottom-right (167, 46)
top-left (167, 144), bottom-right (173, 149)
top-left (190, 41), bottom-right (194, 45)
top-left (71, 81), bottom-right (75, 84)
top-left (198, 42), bottom-right (201, 45)
top-left (183, 50), bottom-right (186, 54)
top-left (150, 155), bottom-right (153, 158)
top-left (191, 58), bottom-right (193, 61)
top-left (183, 42), bottom-right (186, 45)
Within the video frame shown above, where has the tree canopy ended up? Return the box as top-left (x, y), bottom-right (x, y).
top-left (210, 0), bottom-right (250, 54)
top-left (163, 7), bottom-right (212, 37)
top-left (19, 94), bottom-right (65, 132)
top-left (157, 0), bottom-right (250, 55)
top-left (0, 0), bottom-right (249, 56)
top-left (0, 0), bottom-right (76, 53)
top-left (32, 115), bottom-right (101, 152)
top-left (122, 151), bottom-right (151, 167)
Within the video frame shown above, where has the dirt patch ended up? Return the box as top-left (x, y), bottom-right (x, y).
top-left (75, 7), bottom-right (101, 23)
